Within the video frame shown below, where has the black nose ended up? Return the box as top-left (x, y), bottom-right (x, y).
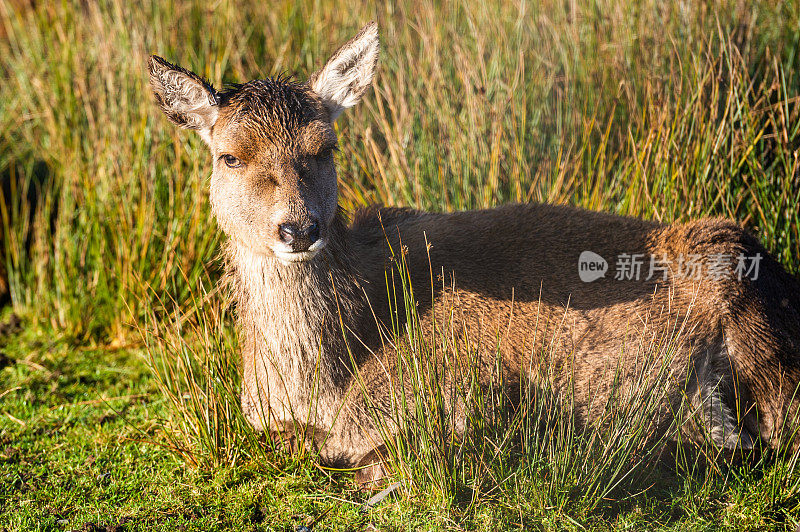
top-left (278, 220), bottom-right (320, 252)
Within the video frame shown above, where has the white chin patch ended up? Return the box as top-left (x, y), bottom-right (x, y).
top-left (272, 240), bottom-right (326, 264)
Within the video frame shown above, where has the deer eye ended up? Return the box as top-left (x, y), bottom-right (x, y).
top-left (220, 154), bottom-right (243, 168)
top-left (316, 146), bottom-right (337, 160)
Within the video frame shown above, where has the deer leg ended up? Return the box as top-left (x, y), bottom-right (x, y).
top-left (354, 445), bottom-right (390, 488)
top-left (685, 338), bottom-right (756, 451)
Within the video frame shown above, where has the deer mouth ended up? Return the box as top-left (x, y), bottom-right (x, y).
top-left (272, 239), bottom-right (326, 264)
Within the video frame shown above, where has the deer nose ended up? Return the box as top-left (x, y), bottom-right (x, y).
top-left (278, 220), bottom-right (320, 252)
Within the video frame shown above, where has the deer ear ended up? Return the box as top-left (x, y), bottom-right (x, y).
top-left (309, 21), bottom-right (379, 122)
top-left (148, 55), bottom-right (219, 144)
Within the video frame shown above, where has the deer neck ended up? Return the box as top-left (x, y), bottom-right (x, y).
top-left (227, 214), bottom-right (367, 393)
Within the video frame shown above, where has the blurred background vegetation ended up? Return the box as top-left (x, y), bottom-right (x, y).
top-left (0, 0), bottom-right (798, 343)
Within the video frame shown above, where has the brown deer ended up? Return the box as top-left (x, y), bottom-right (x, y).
top-left (149, 22), bottom-right (800, 483)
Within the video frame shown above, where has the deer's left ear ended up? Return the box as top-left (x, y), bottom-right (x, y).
top-left (309, 21), bottom-right (379, 122)
top-left (148, 55), bottom-right (219, 145)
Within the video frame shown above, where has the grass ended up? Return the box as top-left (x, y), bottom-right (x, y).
top-left (370, 262), bottom-right (675, 517)
top-left (2, 0), bottom-right (800, 529)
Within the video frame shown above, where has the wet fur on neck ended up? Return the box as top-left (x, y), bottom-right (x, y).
top-left (225, 213), bottom-right (369, 426)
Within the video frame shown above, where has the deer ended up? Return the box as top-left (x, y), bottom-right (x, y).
top-left (149, 22), bottom-right (800, 484)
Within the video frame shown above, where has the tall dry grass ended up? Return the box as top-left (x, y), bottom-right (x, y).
top-left (0, 0), bottom-right (798, 340)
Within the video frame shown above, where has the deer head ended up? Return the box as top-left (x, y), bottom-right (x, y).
top-left (149, 22), bottom-right (379, 263)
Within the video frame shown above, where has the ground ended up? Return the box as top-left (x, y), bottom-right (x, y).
top-left (2, 308), bottom-right (800, 530)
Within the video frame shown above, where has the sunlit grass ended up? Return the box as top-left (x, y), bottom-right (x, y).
top-left (3, 0), bottom-right (800, 528)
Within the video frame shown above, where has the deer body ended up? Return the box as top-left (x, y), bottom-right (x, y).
top-left (150, 23), bottom-right (800, 480)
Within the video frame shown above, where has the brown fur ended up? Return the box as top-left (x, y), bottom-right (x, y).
top-left (149, 23), bottom-right (800, 481)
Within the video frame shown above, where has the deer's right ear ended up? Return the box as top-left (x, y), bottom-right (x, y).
top-left (148, 55), bottom-right (219, 145)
